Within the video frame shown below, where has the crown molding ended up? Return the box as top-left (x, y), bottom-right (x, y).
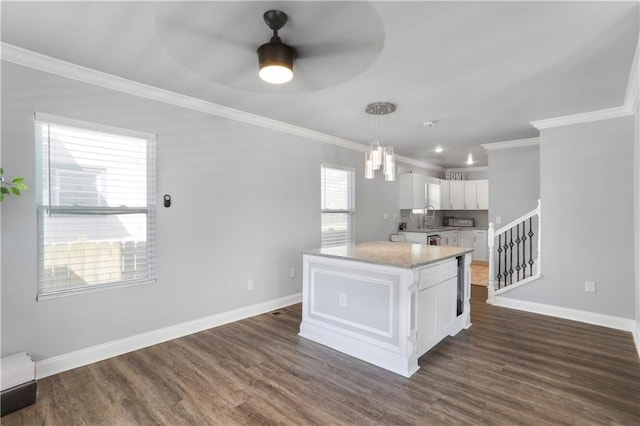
top-left (0, 43), bottom-right (442, 171)
top-left (446, 166), bottom-right (488, 173)
top-left (397, 155), bottom-right (444, 171)
top-left (481, 137), bottom-right (539, 151)
top-left (531, 31), bottom-right (639, 129)
top-left (529, 106), bottom-right (631, 130)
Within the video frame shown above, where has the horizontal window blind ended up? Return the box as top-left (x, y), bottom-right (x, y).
top-left (35, 113), bottom-right (156, 299)
top-left (321, 165), bottom-right (355, 247)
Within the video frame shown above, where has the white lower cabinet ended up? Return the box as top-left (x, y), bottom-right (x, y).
top-left (459, 230), bottom-right (473, 249)
top-left (472, 230), bottom-right (488, 262)
top-left (403, 232), bottom-right (428, 244)
top-left (417, 260), bottom-right (458, 355)
top-left (440, 230), bottom-right (458, 247)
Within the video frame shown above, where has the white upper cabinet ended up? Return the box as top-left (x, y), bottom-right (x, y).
top-left (440, 180), bottom-right (450, 210)
top-left (439, 179), bottom-right (489, 210)
top-left (426, 179), bottom-right (441, 210)
top-left (449, 181), bottom-right (465, 210)
top-left (476, 179), bottom-right (489, 210)
top-left (399, 173), bottom-right (427, 210)
top-left (400, 174), bottom-right (441, 210)
top-left (464, 180), bottom-right (477, 210)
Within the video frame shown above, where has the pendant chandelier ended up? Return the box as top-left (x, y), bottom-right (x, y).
top-left (364, 102), bottom-right (396, 181)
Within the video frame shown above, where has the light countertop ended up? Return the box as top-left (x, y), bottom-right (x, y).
top-left (304, 241), bottom-right (473, 269)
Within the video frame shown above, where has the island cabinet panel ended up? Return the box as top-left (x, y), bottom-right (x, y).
top-left (309, 265), bottom-right (399, 343)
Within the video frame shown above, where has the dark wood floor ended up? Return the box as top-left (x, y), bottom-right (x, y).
top-left (5, 286), bottom-right (639, 425)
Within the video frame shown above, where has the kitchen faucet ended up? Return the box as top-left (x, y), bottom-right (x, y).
top-left (422, 204), bottom-right (435, 229)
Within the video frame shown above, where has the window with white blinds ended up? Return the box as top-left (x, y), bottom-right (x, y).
top-left (35, 113), bottom-right (156, 299)
top-left (321, 165), bottom-right (355, 247)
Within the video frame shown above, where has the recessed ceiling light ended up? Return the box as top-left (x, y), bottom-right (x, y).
top-left (435, 146), bottom-right (443, 153)
top-left (466, 153), bottom-right (474, 165)
top-left (422, 121), bottom-right (436, 127)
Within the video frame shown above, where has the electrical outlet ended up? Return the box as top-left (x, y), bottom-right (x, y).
top-left (248, 279), bottom-right (255, 292)
top-left (384, 212), bottom-right (388, 220)
top-left (585, 281), bottom-right (596, 293)
top-left (290, 267), bottom-right (296, 279)
top-left (339, 292), bottom-right (347, 307)
top-left (496, 216), bottom-right (502, 225)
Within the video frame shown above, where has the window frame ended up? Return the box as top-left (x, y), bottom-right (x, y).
top-left (320, 164), bottom-right (356, 247)
top-left (34, 112), bottom-right (157, 300)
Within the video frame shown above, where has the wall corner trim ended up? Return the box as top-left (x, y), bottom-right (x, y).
top-left (633, 327), bottom-right (640, 360)
top-left (34, 293), bottom-right (302, 380)
top-left (623, 30), bottom-right (639, 115)
top-left (491, 296), bottom-right (637, 333)
top-left (0, 42), bottom-right (442, 172)
top-left (481, 137), bottom-right (539, 151)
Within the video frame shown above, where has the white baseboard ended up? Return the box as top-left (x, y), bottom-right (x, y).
top-left (492, 296), bottom-right (637, 333)
top-left (299, 321), bottom-right (419, 378)
top-left (35, 293), bottom-right (302, 379)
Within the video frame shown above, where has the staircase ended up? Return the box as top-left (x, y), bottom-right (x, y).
top-left (487, 199), bottom-right (541, 303)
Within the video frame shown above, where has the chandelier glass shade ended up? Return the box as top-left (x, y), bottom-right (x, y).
top-left (364, 103), bottom-right (396, 181)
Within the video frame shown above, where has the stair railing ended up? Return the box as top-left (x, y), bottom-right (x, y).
top-left (487, 199), bottom-right (541, 303)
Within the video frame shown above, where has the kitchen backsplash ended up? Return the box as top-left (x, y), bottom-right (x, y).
top-left (400, 209), bottom-right (489, 230)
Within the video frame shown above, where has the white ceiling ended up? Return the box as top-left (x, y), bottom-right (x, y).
top-left (2, 1), bottom-right (638, 168)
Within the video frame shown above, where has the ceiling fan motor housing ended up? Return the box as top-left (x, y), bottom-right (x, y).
top-left (257, 40), bottom-right (294, 70)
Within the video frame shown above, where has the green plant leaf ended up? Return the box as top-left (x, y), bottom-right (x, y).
top-left (16, 183), bottom-right (29, 190)
top-left (0, 193), bottom-right (4, 202)
top-left (0, 167), bottom-right (4, 175)
top-left (12, 177), bottom-right (25, 184)
top-left (9, 187), bottom-right (21, 196)
top-left (0, 187), bottom-right (9, 194)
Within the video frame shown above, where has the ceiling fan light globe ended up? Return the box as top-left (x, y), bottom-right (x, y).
top-left (259, 65), bottom-right (293, 84)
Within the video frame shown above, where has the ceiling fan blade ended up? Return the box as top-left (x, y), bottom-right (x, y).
top-left (294, 40), bottom-right (383, 60)
top-left (160, 17), bottom-right (257, 52)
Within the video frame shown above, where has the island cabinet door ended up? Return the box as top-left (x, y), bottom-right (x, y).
top-left (417, 277), bottom-right (457, 356)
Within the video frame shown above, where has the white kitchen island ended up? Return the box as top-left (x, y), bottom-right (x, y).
top-left (299, 241), bottom-right (473, 377)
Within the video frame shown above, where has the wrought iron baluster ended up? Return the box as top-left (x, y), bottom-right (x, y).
top-left (528, 217), bottom-right (534, 276)
top-left (508, 229), bottom-right (514, 285)
top-left (497, 234), bottom-right (502, 288)
top-left (515, 224), bottom-right (521, 281)
top-left (503, 235), bottom-right (509, 287)
top-left (521, 220), bottom-right (527, 279)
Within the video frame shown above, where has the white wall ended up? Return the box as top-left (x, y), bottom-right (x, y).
top-left (0, 62), bottom-right (404, 360)
top-left (488, 145), bottom-right (540, 225)
top-left (501, 116), bottom-right (636, 320)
